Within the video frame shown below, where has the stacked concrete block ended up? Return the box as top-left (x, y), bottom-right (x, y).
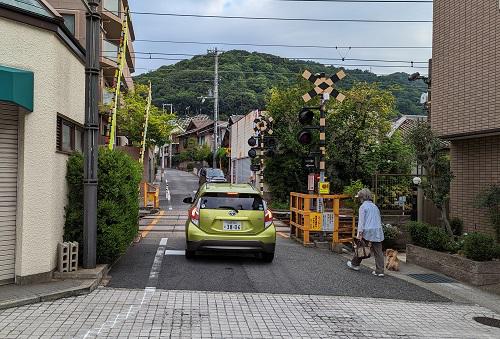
top-left (69, 242), bottom-right (78, 272)
top-left (57, 242), bottom-right (70, 273)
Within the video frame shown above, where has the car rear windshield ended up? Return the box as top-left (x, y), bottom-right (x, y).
top-left (199, 193), bottom-right (264, 211)
top-left (206, 169), bottom-right (224, 177)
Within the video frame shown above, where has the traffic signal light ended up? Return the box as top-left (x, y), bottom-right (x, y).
top-left (248, 148), bottom-right (258, 158)
top-left (248, 136), bottom-right (258, 147)
top-left (298, 109), bottom-right (314, 125)
top-left (297, 108), bottom-right (315, 145)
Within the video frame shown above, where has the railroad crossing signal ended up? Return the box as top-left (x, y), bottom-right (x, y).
top-left (302, 69), bottom-right (347, 103)
top-left (249, 114), bottom-right (276, 195)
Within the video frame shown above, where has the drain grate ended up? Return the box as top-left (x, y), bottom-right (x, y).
top-left (474, 317), bottom-right (500, 329)
top-left (407, 273), bottom-right (455, 283)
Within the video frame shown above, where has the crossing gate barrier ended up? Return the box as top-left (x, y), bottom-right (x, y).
top-left (289, 192), bottom-right (356, 247)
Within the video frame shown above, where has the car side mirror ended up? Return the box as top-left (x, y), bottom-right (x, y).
top-left (183, 197), bottom-right (193, 204)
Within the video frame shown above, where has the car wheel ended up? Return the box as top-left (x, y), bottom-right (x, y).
top-left (185, 249), bottom-right (196, 259)
top-left (261, 252), bottom-right (274, 263)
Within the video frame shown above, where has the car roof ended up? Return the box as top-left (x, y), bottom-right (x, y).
top-left (200, 183), bottom-right (259, 195)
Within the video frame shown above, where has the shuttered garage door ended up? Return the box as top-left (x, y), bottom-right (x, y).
top-left (0, 103), bottom-right (18, 284)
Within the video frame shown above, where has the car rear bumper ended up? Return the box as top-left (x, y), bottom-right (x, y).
top-left (186, 223), bottom-right (276, 253)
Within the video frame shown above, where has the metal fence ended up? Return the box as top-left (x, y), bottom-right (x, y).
top-left (371, 173), bottom-right (443, 226)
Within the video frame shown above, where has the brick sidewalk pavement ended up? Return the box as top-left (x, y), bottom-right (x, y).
top-left (0, 287), bottom-right (499, 338)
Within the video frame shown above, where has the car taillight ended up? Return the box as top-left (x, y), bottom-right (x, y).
top-left (189, 205), bottom-right (200, 226)
top-left (265, 209), bottom-right (273, 228)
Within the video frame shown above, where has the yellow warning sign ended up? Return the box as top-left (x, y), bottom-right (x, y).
top-left (319, 182), bottom-right (330, 195)
top-left (309, 212), bottom-right (323, 231)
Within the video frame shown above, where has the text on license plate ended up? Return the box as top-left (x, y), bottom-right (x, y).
top-left (223, 221), bottom-right (242, 231)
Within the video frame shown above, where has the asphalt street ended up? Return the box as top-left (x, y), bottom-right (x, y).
top-left (108, 169), bottom-right (448, 302)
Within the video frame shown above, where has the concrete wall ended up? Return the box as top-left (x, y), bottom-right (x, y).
top-left (0, 17), bottom-right (85, 279)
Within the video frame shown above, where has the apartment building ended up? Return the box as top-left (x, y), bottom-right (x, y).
top-left (46, 0), bottom-right (136, 144)
top-left (431, 0), bottom-right (500, 236)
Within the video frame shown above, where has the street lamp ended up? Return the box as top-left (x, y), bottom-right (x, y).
top-left (412, 176), bottom-right (423, 222)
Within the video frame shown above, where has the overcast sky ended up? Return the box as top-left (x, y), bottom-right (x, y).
top-left (128, 0), bottom-right (432, 76)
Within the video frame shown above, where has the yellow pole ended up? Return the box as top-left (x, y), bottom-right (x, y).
top-left (139, 81), bottom-right (152, 164)
top-left (108, 9), bottom-right (129, 150)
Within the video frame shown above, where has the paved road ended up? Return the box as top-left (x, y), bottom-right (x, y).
top-left (109, 169), bottom-right (447, 302)
top-left (2, 169), bottom-right (499, 338)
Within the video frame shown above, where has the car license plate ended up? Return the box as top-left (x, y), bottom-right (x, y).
top-left (223, 221), bottom-right (242, 231)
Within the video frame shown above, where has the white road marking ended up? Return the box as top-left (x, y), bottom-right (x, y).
top-left (165, 249), bottom-right (185, 256)
top-left (80, 238), bottom-right (167, 339)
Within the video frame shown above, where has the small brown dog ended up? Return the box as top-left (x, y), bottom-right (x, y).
top-left (385, 249), bottom-right (400, 271)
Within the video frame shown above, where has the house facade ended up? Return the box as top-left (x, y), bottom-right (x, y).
top-left (0, 0), bottom-right (85, 284)
top-left (46, 0), bottom-right (136, 146)
top-left (230, 110), bottom-right (263, 185)
top-left (431, 0), bottom-right (500, 236)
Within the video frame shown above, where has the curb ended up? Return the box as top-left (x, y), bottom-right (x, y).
top-left (0, 279), bottom-right (99, 311)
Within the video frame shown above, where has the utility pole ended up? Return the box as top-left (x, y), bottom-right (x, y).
top-left (83, 0), bottom-right (101, 269)
top-left (208, 48), bottom-right (219, 168)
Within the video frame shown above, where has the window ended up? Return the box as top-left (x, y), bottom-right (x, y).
top-left (57, 115), bottom-right (83, 153)
top-left (102, 40), bottom-right (119, 62)
top-left (199, 193), bottom-right (264, 211)
top-left (103, 0), bottom-right (120, 16)
top-left (61, 14), bottom-right (75, 35)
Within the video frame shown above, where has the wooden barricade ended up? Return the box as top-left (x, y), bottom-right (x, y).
top-left (289, 192), bottom-right (356, 247)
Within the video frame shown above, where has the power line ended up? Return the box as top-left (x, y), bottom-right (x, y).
top-left (132, 39), bottom-right (431, 50)
top-left (125, 11), bottom-right (432, 23)
top-left (105, 50), bottom-right (428, 64)
top-left (135, 57), bottom-right (427, 69)
top-left (277, 0), bottom-right (432, 3)
top-left (11, 0), bottom-right (430, 23)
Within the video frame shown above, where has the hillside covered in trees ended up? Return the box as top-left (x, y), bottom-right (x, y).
top-left (134, 50), bottom-right (428, 118)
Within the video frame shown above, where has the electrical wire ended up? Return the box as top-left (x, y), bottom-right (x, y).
top-left (9, 0), bottom-right (431, 23)
top-left (102, 50), bottom-right (428, 65)
top-left (131, 39), bottom-right (431, 50)
top-left (277, 0), bottom-right (432, 3)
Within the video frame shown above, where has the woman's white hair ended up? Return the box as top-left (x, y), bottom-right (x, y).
top-left (356, 188), bottom-right (373, 201)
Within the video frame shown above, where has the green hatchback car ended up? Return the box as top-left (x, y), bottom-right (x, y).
top-left (183, 183), bottom-right (276, 262)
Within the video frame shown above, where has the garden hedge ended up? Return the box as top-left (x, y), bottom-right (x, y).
top-left (64, 148), bottom-right (142, 264)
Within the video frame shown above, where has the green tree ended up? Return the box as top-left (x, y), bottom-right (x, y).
top-left (408, 122), bottom-right (454, 235)
top-left (116, 83), bottom-right (176, 147)
top-left (326, 82), bottom-right (398, 188)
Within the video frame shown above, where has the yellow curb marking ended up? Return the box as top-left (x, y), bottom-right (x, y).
top-left (141, 210), bottom-right (165, 238)
top-left (277, 232), bottom-right (290, 238)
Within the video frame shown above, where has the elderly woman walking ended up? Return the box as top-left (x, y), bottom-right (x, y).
top-left (347, 188), bottom-right (385, 277)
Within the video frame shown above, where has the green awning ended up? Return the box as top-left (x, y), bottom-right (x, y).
top-left (0, 65), bottom-right (34, 112)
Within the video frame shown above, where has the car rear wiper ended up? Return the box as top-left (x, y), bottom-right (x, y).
top-left (218, 206), bottom-right (239, 213)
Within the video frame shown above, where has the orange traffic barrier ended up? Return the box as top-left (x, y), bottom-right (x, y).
top-left (289, 192), bottom-right (356, 247)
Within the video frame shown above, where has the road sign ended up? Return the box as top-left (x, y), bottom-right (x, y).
top-left (304, 156), bottom-right (316, 170)
top-left (319, 182), bottom-right (330, 195)
top-left (302, 69), bottom-right (346, 103)
top-left (309, 212), bottom-right (322, 231)
top-left (308, 173), bottom-right (315, 191)
top-left (250, 164), bottom-right (261, 172)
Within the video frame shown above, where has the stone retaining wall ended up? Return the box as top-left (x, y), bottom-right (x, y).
top-left (406, 244), bottom-right (500, 286)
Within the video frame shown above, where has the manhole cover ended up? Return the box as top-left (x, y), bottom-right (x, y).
top-left (474, 317), bottom-right (500, 328)
top-left (407, 273), bottom-right (455, 283)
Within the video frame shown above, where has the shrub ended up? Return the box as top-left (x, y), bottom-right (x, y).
top-left (407, 221), bottom-right (431, 247)
top-left (186, 163), bottom-right (194, 171)
top-left (463, 232), bottom-right (497, 262)
top-left (426, 227), bottom-right (450, 251)
top-left (64, 149), bottom-right (142, 264)
top-left (475, 185), bottom-right (500, 241)
top-left (449, 217), bottom-right (464, 236)
top-left (382, 224), bottom-right (402, 249)
top-left (342, 180), bottom-right (365, 211)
